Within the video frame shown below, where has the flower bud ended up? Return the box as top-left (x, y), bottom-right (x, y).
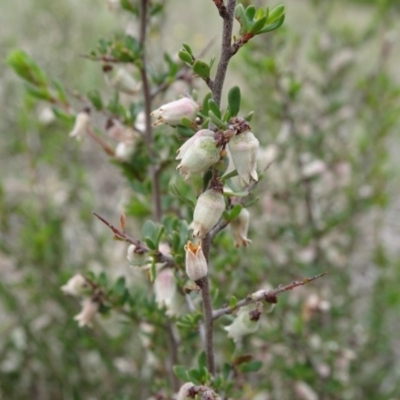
top-left (61, 274), bottom-right (90, 297)
top-left (69, 111), bottom-right (90, 141)
top-left (224, 305), bottom-right (262, 343)
top-left (176, 136), bottom-right (221, 180)
top-left (191, 189), bottom-right (225, 238)
top-left (151, 97), bottom-right (198, 126)
top-left (126, 244), bottom-right (147, 264)
top-left (228, 131), bottom-right (259, 186)
top-left (176, 129), bottom-right (214, 160)
top-left (231, 208), bottom-right (252, 247)
top-left (177, 382), bottom-right (195, 400)
top-left (184, 241), bottom-right (207, 281)
top-left (74, 298), bottom-right (99, 328)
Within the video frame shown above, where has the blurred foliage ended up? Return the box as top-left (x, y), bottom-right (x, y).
top-left (1, 0), bottom-right (400, 399)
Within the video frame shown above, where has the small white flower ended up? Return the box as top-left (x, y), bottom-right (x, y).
top-left (184, 241), bottom-right (208, 282)
top-left (191, 189), bottom-right (225, 239)
top-left (177, 382), bottom-right (195, 400)
top-left (134, 111), bottom-right (147, 132)
top-left (176, 135), bottom-right (221, 180)
top-left (176, 129), bottom-right (215, 160)
top-left (154, 269), bottom-right (182, 317)
top-left (228, 131), bottom-right (259, 186)
top-left (115, 141), bottom-right (135, 161)
top-left (61, 274), bottom-right (89, 297)
top-left (231, 208), bottom-right (251, 248)
top-left (126, 244), bottom-right (148, 264)
top-left (69, 111), bottom-right (90, 141)
top-left (224, 305), bottom-right (262, 343)
top-left (74, 299), bottom-right (99, 328)
top-left (151, 97), bottom-right (198, 126)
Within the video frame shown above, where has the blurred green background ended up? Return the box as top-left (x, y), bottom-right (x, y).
top-left (1, 0), bottom-right (400, 399)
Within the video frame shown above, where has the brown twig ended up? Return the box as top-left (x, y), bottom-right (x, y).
top-left (92, 212), bottom-right (175, 267)
top-left (139, 0), bottom-right (162, 222)
top-left (212, 272), bottom-right (327, 320)
top-left (85, 127), bottom-right (115, 157)
top-left (212, 0), bottom-right (236, 107)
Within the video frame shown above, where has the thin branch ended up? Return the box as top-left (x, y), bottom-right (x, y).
top-left (212, 0), bottom-right (236, 107)
top-left (92, 212), bottom-right (175, 267)
top-left (212, 0), bottom-right (228, 18)
top-left (139, 0), bottom-right (162, 222)
top-left (85, 127), bottom-right (115, 157)
top-left (212, 272), bottom-right (327, 320)
top-left (199, 275), bottom-right (215, 375)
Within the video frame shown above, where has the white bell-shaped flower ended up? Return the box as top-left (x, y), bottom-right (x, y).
top-left (176, 135), bottom-right (220, 180)
top-left (151, 97), bottom-right (198, 126)
top-left (228, 131), bottom-right (259, 186)
top-left (224, 305), bottom-right (262, 343)
top-left (184, 241), bottom-right (208, 282)
top-left (191, 189), bottom-right (225, 238)
top-left (231, 208), bottom-right (252, 247)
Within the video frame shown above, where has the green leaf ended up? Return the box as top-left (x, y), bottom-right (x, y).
top-left (201, 92), bottom-right (212, 117)
top-left (178, 50), bottom-right (193, 65)
top-left (176, 125), bottom-right (196, 137)
top-left (182, 42), bottom-right (193, 56)
top-left (149, 259), bottom-right (156, 283)
top-left (239, 360), bottom-right (263, 373)
top-left (235, 4), bottom-right (249, 35)
top-left (198, 351), bottom-right (207, 370)
top-left (188, 369), bottom-right (202, 384)
top-left (228, 204), bottom-right (243, 221)
top-left (52, 107), bottom-right (74, 124)
top-left (229, 296), bottom-right (238, 309)
top-left (222, 169), bottom-right (239, 181)
top-left (259, 13), bottom-right (285, 34)
top-left (145, 237), bottom-right (157, 251)
top-left (249, 16), bottom-right (267, 35)
top-left (244, 111), bottom-right (254, 122)
top-left (208, 111), bottom-right (228, 129)
top-left (7, 49), bottom-right (48, 87)
top-left (266, 5), bottom-right (285, 24)
top-left (193, 59), bottom-right (210, 79)
top-left (180, 116), bottom-right (194, 128)
top-left (155, 225), bottom-right (165, 248)
top-left (120, 0), bottom-right (138, 14)
top-left (142, 220), bottom-right (157, 241)
top-left (173, 365), bottom-right (190, 382)
top-left (245, 5), bottom-right (256, 22)
top-left (207, 98), bottom-right (221, 119)
top-left (223, 188), bottom-right (249, 198)
top-left (113, 276), bottom-right (126, 297)
top-left (24, 83), bottom-right (53, 101)
top-left (87, 90), bottom-right (103, 111)
top-left (227, 86), bottom-right (241, 117)
top-left (52, 80), bottom-right (68, 104)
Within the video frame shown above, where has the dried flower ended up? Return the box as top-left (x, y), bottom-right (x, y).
top-left (154, 269), bottom-right (182, 317)
top-left (184, 241), bottom-right (208, 282)
top-left (176, 135), bottom-right (221, 180)
top-left (224, 305), bottom-right (262, 343)
top-left (177, 382), bottom-right (195, 400)
top-left (74, 298), bottom-right (99, 328)
top-left (69, 111), bottom-right (90, 141)
top-left (151, 97), bottom-right (198, 126)
top-left (191, 189), bottom-right (225, 239)
top-left (61, 274), bottom-right (90, 297)
top-left (231, 208), bottom-right (251, 247)
top-left (228, 131), bottom-right (259, 186)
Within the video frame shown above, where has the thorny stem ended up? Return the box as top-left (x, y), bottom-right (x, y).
top-left (212, 272), bottom-right (327, 320)
top-left (139, 0), bottom-right (162, 222)
top-left (212, 0), bottom-right (236, 107)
